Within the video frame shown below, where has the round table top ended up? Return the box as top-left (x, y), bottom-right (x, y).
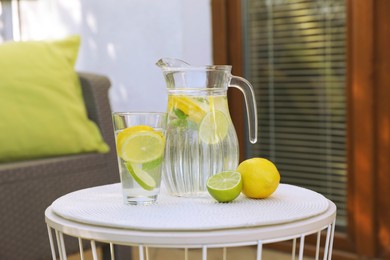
top-left (45, 183), bottom-right (336, 246)
top-left (50, 183), bottom-right (329, 231)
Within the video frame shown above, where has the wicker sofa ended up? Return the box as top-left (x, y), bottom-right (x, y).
top-left (0, 73), bottom-right (120, 260)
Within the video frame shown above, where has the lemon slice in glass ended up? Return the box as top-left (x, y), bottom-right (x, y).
top-left (207, 171), bottom-right (242, 202)
top-left (120, 130), bottom-right (165, 164)
top-left (199, 110), bottom-right (229, 144)
top-left (116, 125), bottom-right (154, 157)
top-left (125, 162), bottom-right (156, 191)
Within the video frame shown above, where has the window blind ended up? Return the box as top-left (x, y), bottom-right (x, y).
top-left (243, 0), bottom-right (347, 228)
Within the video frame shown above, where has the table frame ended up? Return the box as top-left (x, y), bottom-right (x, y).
top-left (45, 201), bottom-right (336, 260)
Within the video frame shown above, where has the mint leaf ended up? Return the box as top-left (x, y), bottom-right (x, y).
top-left (174, 108), bottom-right (188, 120)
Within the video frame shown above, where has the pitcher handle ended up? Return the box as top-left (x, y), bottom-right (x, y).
top-left (229, 76), bottom-right (258, 144)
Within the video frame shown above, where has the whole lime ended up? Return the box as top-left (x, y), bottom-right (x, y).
top-left (237, 158), bottom-right (280, 199)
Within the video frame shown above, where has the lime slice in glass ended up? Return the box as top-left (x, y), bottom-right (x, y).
top-left (142, 156), bottom-right (163, 171)
top-left (206, 171), bottom-right (242, 202)
top-left (120, 130), bottom-right (165, 164)
top-left (199, 110), bottom-right (229, 144)
top-left (125, 162), bottom-right (156, 191)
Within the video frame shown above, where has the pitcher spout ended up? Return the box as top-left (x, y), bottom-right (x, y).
top-left (156, 58), bottom-right (191, 70)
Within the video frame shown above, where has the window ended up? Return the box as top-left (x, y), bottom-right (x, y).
top-left (242, 0), bottom-right (347, 229)
top-left (212, 0), bottom-right (390, 258)
top-left (0, 0), bottom-right (21, 42)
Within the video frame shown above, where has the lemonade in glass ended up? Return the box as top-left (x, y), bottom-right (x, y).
top-left (112, 112), bottom-right (166, 205)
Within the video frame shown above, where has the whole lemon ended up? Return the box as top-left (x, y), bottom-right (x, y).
top-left (237, 158), bottom-right (280, 199)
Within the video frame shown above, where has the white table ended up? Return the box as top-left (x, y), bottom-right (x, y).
top-left (45, 183), bottom-right (336, 260)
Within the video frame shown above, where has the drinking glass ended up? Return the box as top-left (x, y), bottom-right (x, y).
top-left (112, 112), bottom-right (166, 205)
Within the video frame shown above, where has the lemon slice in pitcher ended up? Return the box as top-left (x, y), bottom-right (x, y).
top-left (120, 130), bottom-right (165, 164)
top-left (199, 110), bottom-right (229, 144)
top-left (168, 96), bottom-right (206, 123)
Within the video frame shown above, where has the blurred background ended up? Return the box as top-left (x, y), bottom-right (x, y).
top-left (0, 0), bottom-right (213, 112)
top-left (1, 0), bottom-right (390, 259)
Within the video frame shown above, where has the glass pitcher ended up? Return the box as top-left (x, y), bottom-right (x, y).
top-left (157, 58), bottom-right (257, 197)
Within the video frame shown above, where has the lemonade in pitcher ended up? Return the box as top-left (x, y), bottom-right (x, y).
top-left (164, 94), bottom-right (239, 196)
top-left (157, 58), bottom-right (257, 197)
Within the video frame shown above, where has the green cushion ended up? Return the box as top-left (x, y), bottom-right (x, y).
top-left (0, 35), bottom-right (109, 162)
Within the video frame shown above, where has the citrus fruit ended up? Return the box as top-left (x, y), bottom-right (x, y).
top-left (237, 158), bottom-right (280, 199)
top-left (120, 130), bottom-right (165, 164)
top-left (125, 162), bottom-right (156, 191)
top-left (142, 156), bottom-right (163, 171)
top-left (168, 96), bottom-right (206, 123)
top-left (199, 110), bottom-right (229, 144)
top-left (116, 125), bottom-right (154, 157)
top-left (206, 171), bottom-right (242, 202)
